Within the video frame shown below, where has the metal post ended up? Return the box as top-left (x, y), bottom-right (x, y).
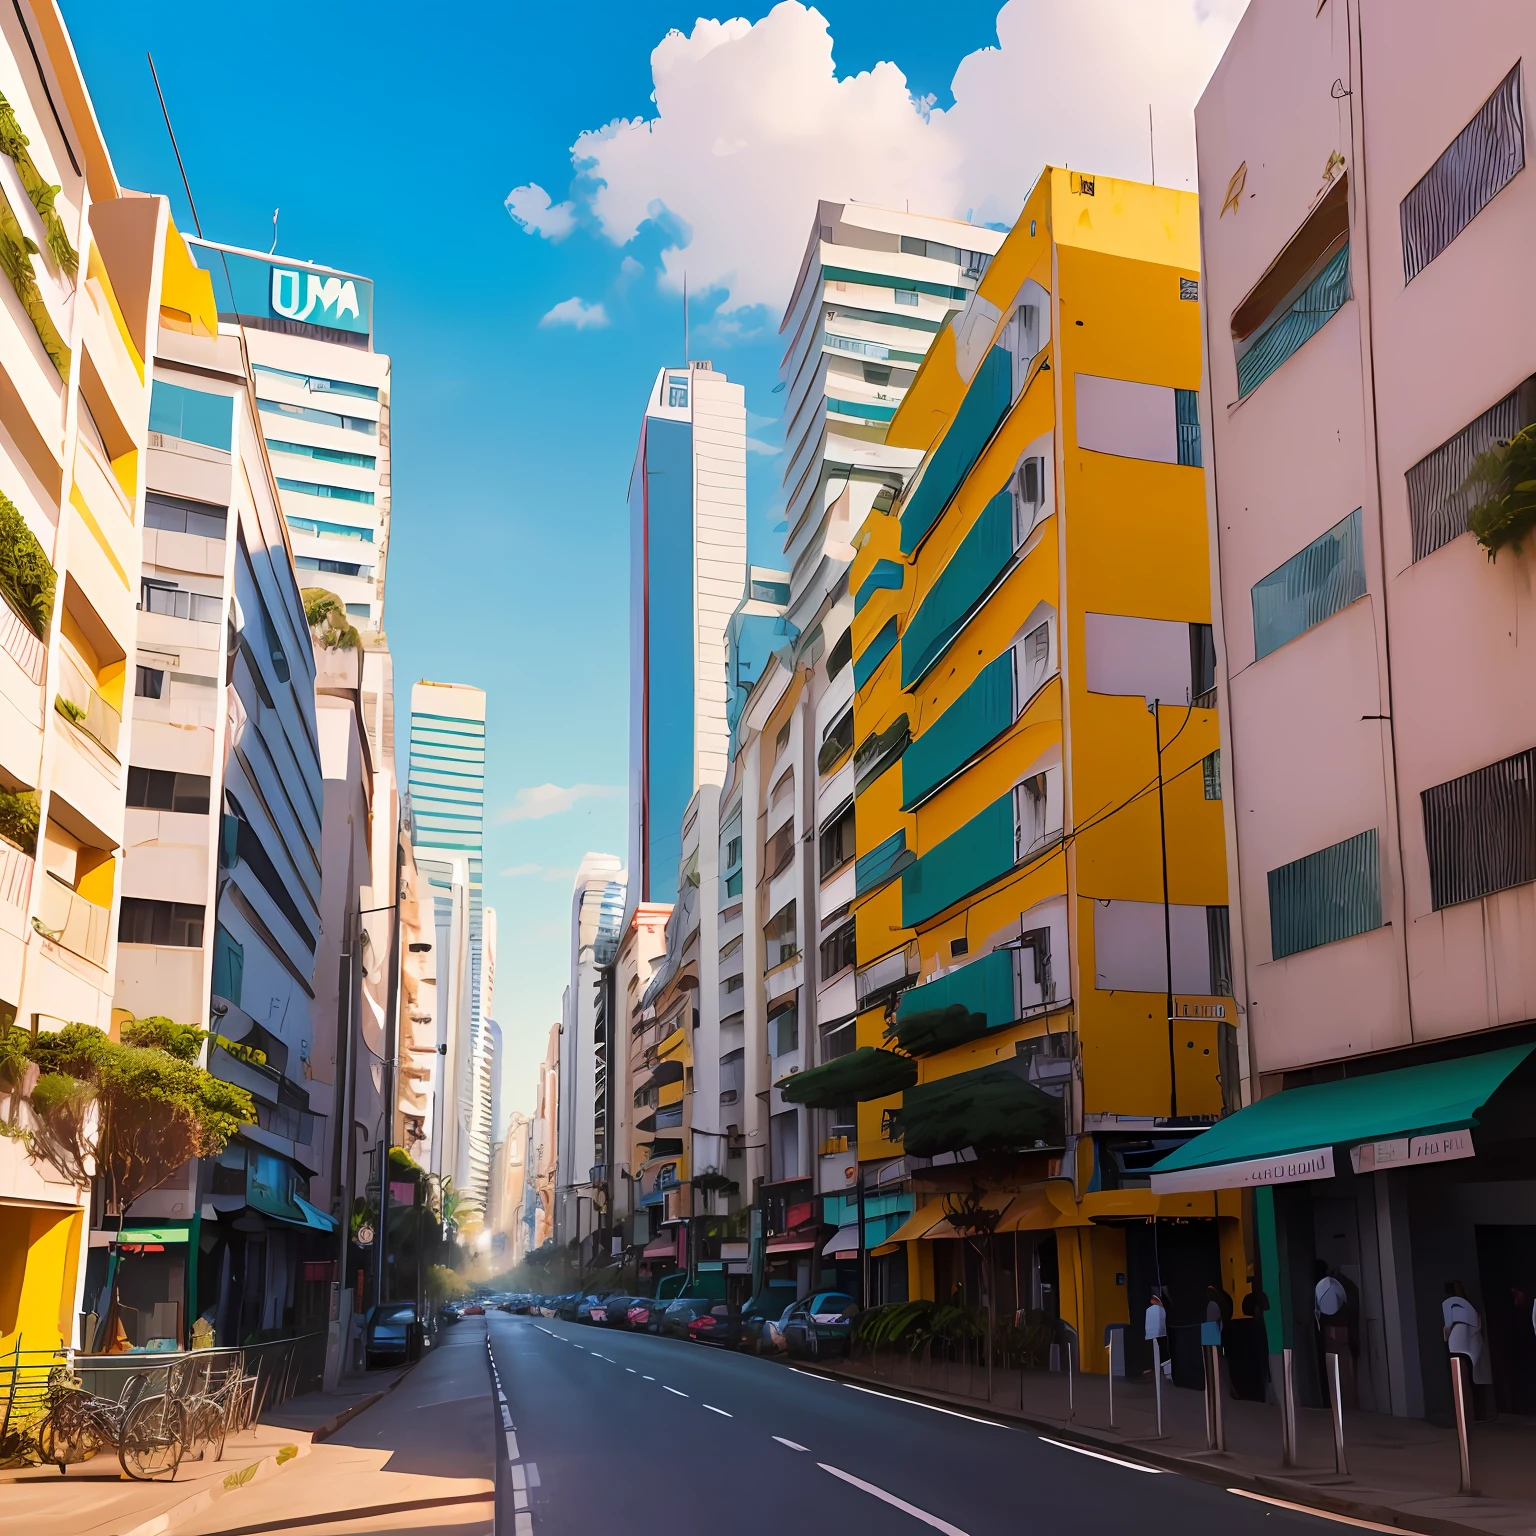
top-left (1209, 1345), bottom-right (1225, 1450)
top-left (1067, 1336), bottom-right (1075, 1418)
top-left (1107, 1344), bottom-right (1115, 1429)
top-left (1450, 1355), bottom-right (1476, 1496)
top-left (1152, 1336), bottom-right (1164, 1437)
top-left (1280, 1347), bottom-right (1298, 1468)
top-left (1328, 1350), bottom-right (1348, 1476)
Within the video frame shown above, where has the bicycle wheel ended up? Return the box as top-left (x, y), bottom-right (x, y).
top-left (38, 1393), bottom-right (99, 1470)
top-left (119, 1394), bottom-right (185, 1481)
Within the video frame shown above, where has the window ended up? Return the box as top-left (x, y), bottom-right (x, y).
top-left (275, 477), bottom-right (375, 505)
top-left (1401, 63), bottom-right (1524, 284)
top-left (950, 936), bottom-right (969, 958)
top-left (1016, 773), bottom-right (1049, 858)
top-left (295, 556), bottom-right (373, 578)
top-left (1406, 380), bottom-right (1534, 562)
top-left (818, 706), bottom-right (854, 773)
top-left (149, 381), bottom-right (232, 450)
top-left (118, 897), bottom-right (205, 947)
top-left (724, 835), bottom-right (742, 873)
top-left (286, 516), bottom-right (373, 543)
top-left (1085, 613), bottom-right (1215, 704)
top-left (1190, 624), bottom-right (1216, 703)
top-left (1231, 177), bottom-right (1350, 398)
top-left (127, 766), bottom-right (211, 814)
top-left (141, 580), bottom-right (222, 624)
top-left (1208, 907), bottom-right (1233, 996)
top-left (862, 363), bottom-right (892, 386)
top-left (775, 720), bottom-right (791, 754)
top-left (764, 902), bottom-right (798, 967)
top-left (144, 491), bottom-right (227, 539)
top-left (225, 793), bottom-right (316, 951)
top-left (264, 439), bottom-right (377, 469)
top-left (819, 802), bottom-right (855, 879)
top-left (1175, 389), bottom-right (1202, 468)
top-left (820, 1016), bottom-right (856, 1060)
top-left (893, 289), bottom-right (920, 307)
top-left (667, 375), bottom-right (689, 408)
top-left (826, 627), bottom-right (853, 681)
top-left (259, 398), bottom-right (376, 434)
top-left (1422, 747), bottom-right (1536, 909)
top-left (751, 577), bottom-right (790, 604)
top-left (769, 1003), bottom-right (800, 1056)
top-left (1015, 621), bottom-right (1050, 702)
top-left (820, 920), bottom-right (856, 977)
top-left (345, 603), bottom-right (370, 617)
top-left (1202, 750), bottom-right (1222, 800)
top-left (1252, 508), bottom-right (1365, 660)
top-left (135, 666), bottom-right (164, 699)
top-left (251, 364), bottom-right (379, 401)
top-left (854, 715), bottom-right (910, 796)
top-left (1267, 828), bottom-right (1381, 960)
top-left (1013, 455), bottom-right (1046, 544)
top-left (1020, 927), bottom-right (1053, 1000)
top-left (767, 818), bottom-right (796, 878)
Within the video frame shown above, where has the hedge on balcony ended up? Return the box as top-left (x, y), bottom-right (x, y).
top-left (776, 1046), bottom-right (916, 1109)
top-left (0, 92), bottom-right (79, 276)
top-left (888, 1060), bottom-right (1062, 1157)
top-left (0, 786), bottom-right (38, 854)
top-left (0, 492), bottom-right (55, 638)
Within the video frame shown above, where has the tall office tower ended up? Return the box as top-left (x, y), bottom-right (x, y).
top-left (626, 361), bottom-right (746, 909)
top-left (407, 682), bottom-right (486, 1195)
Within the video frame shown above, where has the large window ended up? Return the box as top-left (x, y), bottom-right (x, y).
top-left (1422, 747), bottom-right (1536, 909)
top-left (818, 802), bottom-right (855, 879)
top-left (144, 492), bottom-right (227, 539)
top-left (768, 1003), bottom-right (799, 1057)
top-left (119, 897), bottom-right (204, 947)
top-left (820, 920), bottom-right (856, 978)
top-left (265, 439), bottom-right (376, 470)
top-left (818, 706), bottom-right (854, 773)
top-left (141, 579), bottom-right (221, 624)
top-left (258, 398), bottom-right (376, 434)
top-left (275, 477), bottom-right (375, 505)
top-left (149, 381), bottom-right (232, 450)
top-left (251, 364), bottom-right (379, 401)
top-left (127, 766), bottom-right (210, 814)
top-left (1267, 828), bottom-right (1381, 960)
top-left (1251, 509), bottom-right (1365, 660)
top-left (764, 902), bottom-right (798, 968)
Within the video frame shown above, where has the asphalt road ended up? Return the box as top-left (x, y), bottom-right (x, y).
top-left (485, 1312), bottom-right (1346, 1536)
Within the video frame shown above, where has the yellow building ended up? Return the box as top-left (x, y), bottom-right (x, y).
top-left (0, 2), bottom-right (171, 1354)
top-left (838, 169), bottom-right (1243, 1370)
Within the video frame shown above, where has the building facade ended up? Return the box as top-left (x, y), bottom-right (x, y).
top-left (1153, 0), bottom-right (1536, 1422)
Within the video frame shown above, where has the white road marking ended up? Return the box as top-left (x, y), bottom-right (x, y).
top-left (514, 1488), bottom-right (529, 1510)
top-left (643, 1375), bottom-right (655, 1381)
top-left (511, 1465), bottom-right (526, 1491)
top-left (704, 1404), bottom-right (732, 1417)
top-left (773, 1436), bottom-right (809, 1452)
top-left (789, 1367), bottom-right (833, 1380)
top-left (505, 1431), bottom-right (519, 1460)
top-left (1037, 1437), bottom-right (1164, 1473)
top-left (626, 1368), bottom-right (636, 1374)
top-left (515, 1513), bottom-right (533, 1536)
top-left (527, 1464), bottom-right (541, 1487)
top-left (841, 1382), bottom-right (1011, 1428)
top-left (663, 1386), bottom-right (688, 1397)
top-left (818, 1463), bottom-right (971, 1536)
top-left (415, 1393), bottom-right (491, 1409)
top-left (1227, 1490), bottom-right (1404, 1530)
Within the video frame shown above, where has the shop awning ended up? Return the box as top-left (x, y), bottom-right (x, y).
top-left (642, 1237), bottom-right (678, 1260)
top-left (1149, 1043), bottom-right (1535, 1192)
top-left (996, 1186), bottom-right (1090, 1232)
top-left (881, 1200), bottom-right (949, 1245)
top-left (823, 1225), bottom-right (860, 1257)
top-left (766, 1234), bottom-right (818, 1254)
top-left (293, 1196), bottom-right (337, 1232)
top-left (105, 1223), bottom-right (194, 1246)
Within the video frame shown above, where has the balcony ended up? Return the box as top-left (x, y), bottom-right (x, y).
top-left (0, 837), bottom-right (34, 915)
top-left (34, 870), bottom-right (110, 967)
top-left (55, 649), bottom-right (120, 759)
top-left (0, 594), bottom-right (45, 685)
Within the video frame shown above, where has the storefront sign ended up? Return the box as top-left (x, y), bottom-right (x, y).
top-left (1174, 997), bottom-right (1228, 1020)
top-left (1150, 1145), bottom-right (1334, 1194)
top-left (191, 243), bottom-right (374, 340)
top-left (1350, 1128), bottom-right (1475, 1174)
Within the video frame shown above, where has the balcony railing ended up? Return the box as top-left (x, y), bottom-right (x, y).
top-left (0, 837), bottom-right (34, 911)
top-left (1, 592), bottom-right (45, 685)
top-left (54, 649), bottom-right (120, 758)
top-left (34, 871), bottom-right (110, 967)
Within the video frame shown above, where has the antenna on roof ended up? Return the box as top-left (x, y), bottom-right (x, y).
top-left (683, 270), bottom-right (689, 365)
top-left (1149, 104), bottom-right (1156, 185)
top-left (269, 208), bottom-right (280, 255)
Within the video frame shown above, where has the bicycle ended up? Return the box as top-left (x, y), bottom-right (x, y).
top-left (38, 1370), bottom-right (185, 1480)
top-left (178, 1361), bottom-right (247, 1464)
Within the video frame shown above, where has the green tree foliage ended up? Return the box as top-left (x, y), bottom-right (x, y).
top-left (302, 587), bottom-right (360, 650)
top-left (1466, 424), bottom-right (1536, 560)
top-left (0, 491), bottom-right (56, 637)
top-left (0, 91), bottom-right (79, 276)
top-left (0, 784), bottom-right (38, 854)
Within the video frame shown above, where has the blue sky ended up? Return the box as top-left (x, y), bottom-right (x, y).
top-left (63, 0), bottom-right (1242, 1119)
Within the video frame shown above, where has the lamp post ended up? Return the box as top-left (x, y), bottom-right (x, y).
top-left (1147, 698), bottom-right (1178, 1120)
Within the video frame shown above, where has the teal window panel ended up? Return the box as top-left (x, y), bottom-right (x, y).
top-left (855, 559), bottom-right (904, 614)
top-left (902, 651), bottom-right (1013, 808)
top-left (150, 381), bottom-right (232, 450)
top-left (277, 477), bottom-right (376, 505)
top-left (829, 397), bottom-right (897, 423)
top-left (266, 438), bottom-right (376, 469)
top-left (211, 922), bottom-right (243, 1006)
top-left (900, 347), bottom-right (1013, 554)
top-left (856, 829), bottom-right (910, 896)
top-left (1268, 828), bottom-right (1381, 960)
top-left (853, 618), bottom-right (898, 691)
top-left (895, 947), bottom-right (1015, 1031)
top-left (1236, 241), bottom-right (1351, 398)
top-left (901, 792), bottom-right (1015, 927)
top-left (821, 265), bottom-right (971, 302)
top-left (1252, 508), bottom-right (1364, 659)
top-left (901, 491), bottom-right (1014, 686)
top-left (1176, 389), bottom-right (1202, 467)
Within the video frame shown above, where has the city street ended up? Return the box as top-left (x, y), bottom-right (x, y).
top-left (485, 1313), bottom-right (1337, 1536)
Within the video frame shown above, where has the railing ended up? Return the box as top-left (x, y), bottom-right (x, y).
top-left (35, 871), bottom-right (110, 967)
top-left (0, 837), bottom-right (34, 912)
top-left (54, 648), bottom-right (121, 758)
top-left (0, 591), bottom-right (45, 684)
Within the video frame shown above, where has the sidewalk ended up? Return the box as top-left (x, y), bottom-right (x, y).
top-left (825, 1351), bottom-right (1536, 1536)
top-left (0, 1366), bottom-right (412, 1536)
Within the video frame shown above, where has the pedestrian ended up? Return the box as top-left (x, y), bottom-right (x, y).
top-left (1226, 1290), bottom-right (1270, 1402)
top-left (1314, 1261), bottom-right (1356, 1407)
top-left (1443, 1281), bottom-right (1493, 1420)
top-left (1145, 1291), bottom-right (1170, 1379)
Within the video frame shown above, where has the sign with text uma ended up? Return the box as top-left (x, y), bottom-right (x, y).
top-left (191, 241), bottom-right (373, 341)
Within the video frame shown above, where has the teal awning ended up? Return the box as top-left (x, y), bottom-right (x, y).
top-left (293, 1196), bottom-right (338, 1232)
top-left (1150, 1043), bottom-right (1534, 1178)
top-left (889, 948), bottom-right (1016, 1056)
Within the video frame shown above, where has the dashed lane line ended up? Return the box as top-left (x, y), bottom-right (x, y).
top-left (1036, 1437), bottom-right (1164, 1474)
top-left (788, 1367), bottom-right (834, 1380)
top-left (703, 1405), bottom-right (732, 1417)
top-left (818, 1463), bottom-right (971, 1536)
top-left (773, 1436), bottom-right (809, 1452)
top-left (663, 1386), bottom-right (688, 1397)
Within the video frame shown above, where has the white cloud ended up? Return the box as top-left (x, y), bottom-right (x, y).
top-left (504, 182), bottom-right (577, 240)
top-left (506, 0), bottom-right (1247, 316)
top-left (500, 862), bottom-right (545, 877)
top-left (539, 297), bottom-right (610, 329)
top-left (745, 436), bottom-right (781, 457)
top-left (497, 783), bottom-right (623, 822)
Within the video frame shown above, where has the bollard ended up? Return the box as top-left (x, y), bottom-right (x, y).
top-left (1067, 1338), bottom-right (1075, 1419)
top-left (1106, 1344), bottom-right (1115, 1428)
top-left (1450, 1355), bottom-right (1477, 1496)
top-left (1328, 1351), bottom-right (1348, 1476)
top-left (1203, 1344), bottom-right (1225, 1450)
top-left (1280, 1350), bottom-right (1296, 1467)
top-left (1152, 1336), bottom-right (1164, 1438)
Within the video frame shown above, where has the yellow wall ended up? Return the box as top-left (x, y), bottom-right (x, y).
top-left (0, 1204), bottom-right (84, 1352)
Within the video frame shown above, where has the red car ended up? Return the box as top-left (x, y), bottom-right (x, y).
top-left (461, 1303), bottom-right (485, 1316)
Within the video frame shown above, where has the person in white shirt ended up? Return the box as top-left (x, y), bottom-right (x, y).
top-left (1443, 1280), bottom-right (1492, 1416)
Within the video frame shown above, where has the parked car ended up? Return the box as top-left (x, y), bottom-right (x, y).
top-left (461, 1302), bottom-right (486, 1317)
top-left (659, 1296), bottom-right (714, 1339)
top-left (739, 1288), bottom-right (797, 1354)
top-left (365, 1303), bottom-right (421, 1366)
top-left (626, 1297), bottom-right (666, 1332)
top-left (781, 1291), bottom-right (859, 1360)
top-left (596, 1295), bottom-right (637, 1328)
top-left (578, 1295), bottom-right (611, 1324)
top-left (686, 1300), bottom-right (742, 1346)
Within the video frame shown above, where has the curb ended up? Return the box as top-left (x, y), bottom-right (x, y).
top-left (286, 1360), bottom-right (418, 1445)
top-left (117, 1441), bottom-right (310, 1536)
top-left (803, 1362), bottom-right (1499, 1536)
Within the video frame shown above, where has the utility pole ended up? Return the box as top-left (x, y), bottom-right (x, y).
top-left (1149, 699), bottom-right (1178, 1119)
top-left (374, 841), bottom-right (405, 1309)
